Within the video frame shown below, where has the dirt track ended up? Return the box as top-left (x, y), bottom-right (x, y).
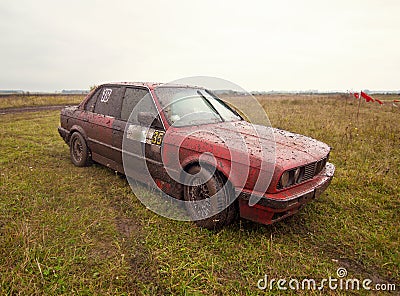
top-left (0, 105), bottom-right (77, 115)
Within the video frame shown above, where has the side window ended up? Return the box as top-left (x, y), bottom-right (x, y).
top-left (93, 86), bottom-right (124, 117)
top-left (121, 88), bottom-right (159, 125)
top-left (85, 89), bottom-right (100, 112)
top-left (121, 88), bottom-right (149, 121)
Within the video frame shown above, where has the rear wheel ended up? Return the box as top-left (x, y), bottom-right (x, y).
top-left (184, 165), bottom-right (237, 230)
top-left (70, 132), bottom-right (91, 167)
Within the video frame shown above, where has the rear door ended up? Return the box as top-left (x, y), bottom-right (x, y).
top-left (86, 85), bottom-right (124, 169)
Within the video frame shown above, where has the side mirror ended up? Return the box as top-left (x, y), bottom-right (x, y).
top-left (137, 112), bottom-right (163, 128)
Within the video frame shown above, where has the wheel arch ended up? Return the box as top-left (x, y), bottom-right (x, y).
top-left (181, 158), bottom-right (234, 191)
top-left (69, 125), bottom-right (88, 143)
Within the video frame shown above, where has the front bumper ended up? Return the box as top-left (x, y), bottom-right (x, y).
top-left (238, 162), bottom-right (335, 225)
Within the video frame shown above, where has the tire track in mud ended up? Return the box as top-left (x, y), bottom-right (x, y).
top-left (0, 105), bottom-right (78, 114)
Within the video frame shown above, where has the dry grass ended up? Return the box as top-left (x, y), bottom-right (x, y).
top-left (0, 94), bottom-right (85, 109)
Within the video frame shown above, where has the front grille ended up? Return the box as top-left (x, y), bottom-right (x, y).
top-left (303, 162), bottom-right (316, 181)
top-left (302, 155), bottom-right (328, 182)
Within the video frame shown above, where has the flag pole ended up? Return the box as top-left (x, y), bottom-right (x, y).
top-left (356, 90), bottom-right (361, 123)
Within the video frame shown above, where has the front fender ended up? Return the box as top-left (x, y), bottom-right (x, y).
top-left (178, 149), bottom-right (254, 192)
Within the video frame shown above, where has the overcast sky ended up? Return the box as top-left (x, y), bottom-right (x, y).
top-left (0, 0), bottom-right (399, 92)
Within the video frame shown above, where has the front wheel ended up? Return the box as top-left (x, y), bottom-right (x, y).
top-left (183, 165), bottom-right (237, 230)
top-left (70, 132), bottom-right (92, 167)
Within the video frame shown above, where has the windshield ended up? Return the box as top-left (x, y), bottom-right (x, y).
top-left (154, 87), bottom-right (242, 127)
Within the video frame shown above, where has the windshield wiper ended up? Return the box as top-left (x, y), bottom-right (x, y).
top-left (196, 90), bottom-right (224, 122)
top-left (204, 89), bottom-right (243, 120)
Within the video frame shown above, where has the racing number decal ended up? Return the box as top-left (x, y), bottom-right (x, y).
top-left (100, 88), bottom-right (112, 102)
top-left (151, 130), bottom-right (165, 145)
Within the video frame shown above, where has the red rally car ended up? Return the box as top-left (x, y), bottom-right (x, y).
top-left (58, 82), bottom-right (335, 230)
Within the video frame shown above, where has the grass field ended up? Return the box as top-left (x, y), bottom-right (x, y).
top-left (0, 94), bottom-right (85, 109)
top-left (0, 94), bottom-right (399, 295)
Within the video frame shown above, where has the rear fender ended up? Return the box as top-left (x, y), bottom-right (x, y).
top-left (70, 125), bottom-right (88, 143)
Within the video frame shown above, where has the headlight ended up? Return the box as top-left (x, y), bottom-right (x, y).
top-left (294, 167), bottom-right (302, 183)
top-left (280, 171), bottom-right (290, 188)
top-left (279, 166), bottom-right (304, 189)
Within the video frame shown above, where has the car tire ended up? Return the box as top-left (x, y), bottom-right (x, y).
top-left (183, 165), bottom-right (237, 230)
top-left (70, 132), bottom-right (92, 167)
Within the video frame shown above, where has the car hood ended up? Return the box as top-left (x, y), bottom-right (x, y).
top-left (168, 120), bottom-right (330, 169)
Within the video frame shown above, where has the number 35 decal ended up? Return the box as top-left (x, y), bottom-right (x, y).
top-left (151, 130), bottom-right (165, 145)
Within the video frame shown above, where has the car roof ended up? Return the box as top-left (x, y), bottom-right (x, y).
top-left (101, 82), bottom-right (205, 90)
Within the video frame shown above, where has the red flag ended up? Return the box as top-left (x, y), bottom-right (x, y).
top-left (353, 92), bottom-right (359, 99)
top-left (361, 91), bottom-right (374, 102)
top-left (375, 99), bottom-right (383, 105)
